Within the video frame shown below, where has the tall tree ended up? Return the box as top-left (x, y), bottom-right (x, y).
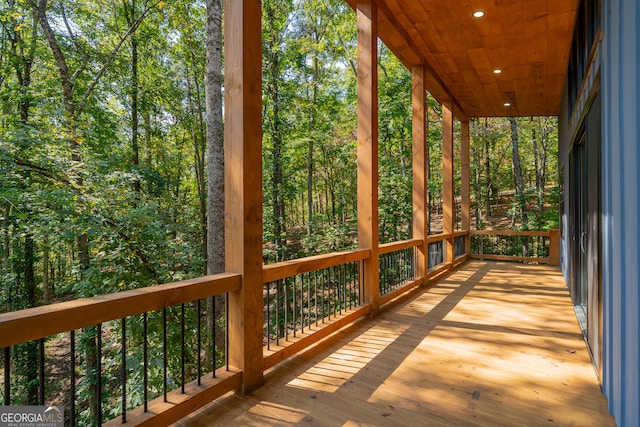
top-left (205, 0), bottom-right (223, 275)
top-left (27, 0), bottom-right (156, 419)
top-left (124, 0), bottom-right (141, 192)
top-left (3, 1), bottom-right (39, 404)
top-left (509, 117), bottom-right (529, 232)
top-left (263, 0), bottom-right (291, 262)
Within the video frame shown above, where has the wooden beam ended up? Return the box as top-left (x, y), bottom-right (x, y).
top-left (263, 249), bottom-right (370, 283)
top-left (461, 119), bottom-right (471, 256)
top-left (471, 230), bottom-right (550, 237)
top-left (224, 0), bottom-right (264, 394)
top-left (412, 65), bottom-right (428, 281)
top-left (0, 273), bottom-right (241, 349)
top-left (357, 1), bottom-right (380, 313)
top-left (442, 103), bottom-right (455, 264)
top-left (379, 238), bottom-right (423, 255)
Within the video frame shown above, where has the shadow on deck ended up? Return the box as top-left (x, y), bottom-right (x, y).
top-left (175, 261), bottom-right (614, 426)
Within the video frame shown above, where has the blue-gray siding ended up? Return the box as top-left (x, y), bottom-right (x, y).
top-left (601, 0), bottom-right (640, 425)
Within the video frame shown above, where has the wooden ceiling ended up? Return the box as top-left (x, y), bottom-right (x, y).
top-left (346, 0), bottom-right (580, 118)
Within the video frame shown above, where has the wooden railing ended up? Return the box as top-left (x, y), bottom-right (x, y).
top-left (378, 239), bottom-right (423, 305)
top-left (470, 229), bottom-right (560, 265)
top-left (0, 235), bottom-right (475, 426)
top-left (262, 249), bottom-right (371, 370)
top-left (0, 273), bottom-right (242, 427)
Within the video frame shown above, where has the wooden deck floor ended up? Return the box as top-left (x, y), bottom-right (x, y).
top-left (176, 261), bottom-right (615, 427)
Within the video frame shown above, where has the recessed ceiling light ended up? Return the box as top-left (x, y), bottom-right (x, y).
top-left (493, 69), bottom-right (502, 74)
top-left (473, 10), bottom-right (485, 18)
top-left (504, 102), bottom-right (511, 107)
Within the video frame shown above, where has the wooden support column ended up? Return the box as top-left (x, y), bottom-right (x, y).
top-left (412, 65), bottom-right (428, 280)
top-left (224, 0), bottom-right (263, 394)
top-left (357, 1), bottom-right (379, 312)
top-left (442, 102), bottom-right (455, 265)
top-left (461, 119), bottom-right (471, 258)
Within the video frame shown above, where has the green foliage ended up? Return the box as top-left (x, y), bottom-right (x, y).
top-left (470, 117), bottom-right (559, 231)
top-left (0, 0), bottom-right (559, 421)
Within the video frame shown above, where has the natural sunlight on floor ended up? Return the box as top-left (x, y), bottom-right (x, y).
top-left (176, 261), bottom-right (614, 427)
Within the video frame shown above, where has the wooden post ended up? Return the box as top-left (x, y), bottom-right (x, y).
top-left (442, 102), bottom-right (455, 266)
top-left (549, 229), bottom-right (560, 266)
top-left (357, 1), bottom-right (380, 312)
top-left (461, 119), bottom-right (471, 258)
top-left (412, 65), bottom-right (428, 281)
top-left (224, 0), bottom-right (264, 394)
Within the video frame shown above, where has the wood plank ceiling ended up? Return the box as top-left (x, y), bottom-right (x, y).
top-left (347, 0), bottom-right (580, 118)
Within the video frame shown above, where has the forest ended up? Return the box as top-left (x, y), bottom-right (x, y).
top-left (0, 0), bottom-right (558, 420)
top-left (0, 0), bottom-right (560, 313)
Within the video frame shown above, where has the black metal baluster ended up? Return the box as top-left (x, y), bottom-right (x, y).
top-left (143, 313), bottom-right (148, 412)
top-left (309, 270), bottom-right (318, 326)
top-left (181, 303), bottom-right (185, 393)
top-left (386, 253), bottom-right (390, 291)
top-left (70, 331), bottom-right (75, 427)
top-left (306, 272), bottom-right (311, 330)
top-left (266, 282), bottom-right (271, 350)
top-left (387, 253), bottom-right (392, 291)
top-left (285, 279), bottom-right (289, 341)
top-left (314, 270), bottom-right (319, 326)
top-left (225, 294), bottom-right (229, 371)
top-left (342, 263), bottom-right (347, 309)
top-left (382, 255), bottom-right (387, 293)
top-left (398, 250), bottom-right (403, 285)
top-left (352, 261), bottom-right (357, 308)
top-left (346, 263), bottom-right (351, 309)
top-left (320, 268), bottom-right (331, 324)
top-left (39, 338), bottom-right (44, 405)
top-left (212, 296), bottom-right (217, 378)
top-left (276, 280), bottom-right (281, 346)
top-left (340, 263), bottom-right (344, 314)
top-left (332, 266), bottom-right (337, 317)
top-left (97, 324), bottom-right (102, 426)
top-left (163, 308), bottom-right (167, 402)
top-left (396, 251), bottom-right (400, 287)
top-left (404, 249), bottom-right (408, 282)
top-left (3, 347), bottom-right (9, 405)
top-left (197, 299), bottom-right (202, 385)
top-left (327, 268), bottom-right (332, 320)
top-left (300, 274), bottom-right (305, 334)
top-left (337, 264), bottom-right (342, 313)
top-left (292, 276), bottom-right (297, 338)
top-left (121, 318), bottom-right (127, 423)
top-left (361, 260), bottom-right (366, 305)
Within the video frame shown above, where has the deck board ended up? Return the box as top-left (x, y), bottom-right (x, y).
top-left (175, 261), bottom-right (615, 427)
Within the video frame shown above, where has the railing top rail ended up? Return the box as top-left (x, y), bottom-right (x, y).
top-left (453, 230), bottom-right (470, 238)
top-left (0, 272), bottom-right (241, 349)
top-left (471, 230), bottom-right (550, 237)
top-left (427, 233), bottom-right (452, 243)
top-left (262, 248), bottom-right (371, 284)
top-left (379, 238), bottom-right (423, 255)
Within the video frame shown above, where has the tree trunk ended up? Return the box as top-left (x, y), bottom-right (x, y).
top-left (205, 0), bottom-right (224, 276)
top-left (509, 117), bottom-right (530, 255)
top-left (205, 0), bottom-right (224, 370)
top-left (8, 6), bottom-right (39, 404)
top-left (124, 0), bottom-right (141, 193)
top-left (532, 117), bottom-right (549, 226)
top-left (31, 1), bottom-right (93, 418)
top-left (265, 2), bottom-right (286, 261)
top-left (483, 119), bottom-right (492, 218)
